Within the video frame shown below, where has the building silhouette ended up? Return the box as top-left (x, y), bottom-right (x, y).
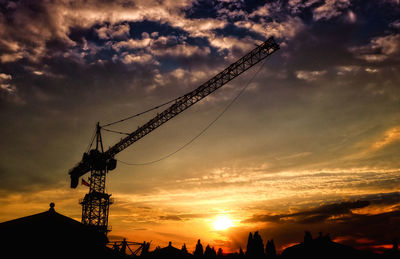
top-left (281, 231), bottom-right (370, 259)
top-left (150, 241), bottom-right (190, 258)
top-left (0, 203), bottom-right (111, 258)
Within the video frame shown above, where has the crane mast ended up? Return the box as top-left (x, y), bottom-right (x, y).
top-left (69, 37), bottom-right (279, 235)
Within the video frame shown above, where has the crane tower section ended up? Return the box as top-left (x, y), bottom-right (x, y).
top-left (78, 123), bottom-right (114, 234)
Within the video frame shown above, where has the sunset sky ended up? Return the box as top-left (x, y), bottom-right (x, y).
top-left (0, 0), bottom-right (400, 254)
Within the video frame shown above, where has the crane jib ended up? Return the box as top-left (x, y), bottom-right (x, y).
top-left (106, 37), bottom-right (279, 157)
top-left (69, 37), bottom-right (279, 188)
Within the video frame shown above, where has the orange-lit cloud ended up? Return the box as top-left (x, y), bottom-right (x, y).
top-left (371, 126), bottom-right (400, 150)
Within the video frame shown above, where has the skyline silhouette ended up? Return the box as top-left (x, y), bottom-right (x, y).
top-left (1, 203), bottom-right (399, 258)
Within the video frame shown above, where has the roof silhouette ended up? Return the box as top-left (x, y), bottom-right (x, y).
top-left (281, 232), bottom-right (371, 259)
top-left (0, 203), bottom-right (111, 258)
top-left (151, 241), bottom-right (191, 258)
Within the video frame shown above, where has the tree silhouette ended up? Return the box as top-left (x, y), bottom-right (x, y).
top-left (304, 231), bottom-right (313, 244)
top-left (239, 247), bottom-right (245, 257)
top-left (194, 239), bottom-right (204, 257)
top-left (265, 239), bottom-right (276, 258)
top-left (204, 244), bottom-right (216, 257)
top-left (181, 243), bottom-right (188, 254)
top-left (246, 232), bottom-right (253, 256)
top-left (246, 231), bottom-right (264, 258)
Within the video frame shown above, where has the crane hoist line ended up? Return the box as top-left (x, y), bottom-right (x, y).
top-left (68, 37), bottom-right (279, 235)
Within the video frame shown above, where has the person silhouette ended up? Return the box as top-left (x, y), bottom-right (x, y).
top-left (120, 238), bottom-right (127, 255)
top-left (141, 241), bottom-right (150, 256)
top-left (182, 243), bottom-right (188, 253)
top-left (112, 242), bottom-right (119, 252)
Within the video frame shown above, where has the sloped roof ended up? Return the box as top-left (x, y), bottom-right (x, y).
top-left (0, 203), bottom-right (110, 258)
top-left (151, 242), bottom-right (191, 258)
top-left (281, 234), bottom-right (365, 258)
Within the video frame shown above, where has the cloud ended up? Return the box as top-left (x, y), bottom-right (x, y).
top-left (288, 0), bottom-right (356, 24)
top-left (350, 34), bottom-right (400, 62)
top-left (0, 73), bottom-right (12, 81)
top-left (335, 65), bottom-right (380, 75)
top-left (248, 3), bottom-right (271, 18)
top-left (0, 73), bottom-right (16, 94)
top-left (0, 52), bottom-right (24, 63)
top-left (390, 20), bottom-right (400, 29)
top-left (0, 82), bottom-right (16, 94)
top-left (295, 70), bottom-right (327, 81)
top-left (356, 192), bottom-right (400, 206)
top-left (112, 32), bottom-right (152, 51)
top-left (312, 0), bottom-right (351, 21)
top-left (217, 2), bottom-right (305, 42)
top-left (235, 16), bottom-right (305, 41)
top-left (288, 0), bottom-right (320, 14)
top-left (159, 213), bottom-right (208, 221)
top-left (364, 67), bottom-right (379, 73)
top-left (288, 0), bottom-right (353, 22)
top-left (208, 35), bottom-right (254, 53)
top-left (244, 200), bottom-right (370, 224)
top-left (111, 32), bottom-right (212, 67)
top-left (0, 0), bottom-right (215, 65)
top-left (96, 23), bottom-right (130, 40)
top-left (159, 215), bottom-right (182, 221)
top-left (0, 1), bottom-right (77, 63)
top-left (151, 39), bottom-right (211, 58)
top-left (0, 0), bottom-right (302, 76)
top-left (174, 18), bottom-right (227, 39)
top-left (121, 52), bottom-right (155, 64)
top-left (370, 126), bottom-right (400, 150)
top-left (335, 65), bottom-right (360, 75)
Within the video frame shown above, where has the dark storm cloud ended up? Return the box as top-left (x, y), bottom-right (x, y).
top-left (0, 0), bottom-right (76, 64)
top-left (356, 192), bottom-right (400, 206)
top-left (159, 213), bottom-right (209, 221)
top-left (237, 195), bottom-right (400, 252)
top-left (244, 200), bottom-right (370, 224)
top-left (159, 215), bottom-right (183, 221)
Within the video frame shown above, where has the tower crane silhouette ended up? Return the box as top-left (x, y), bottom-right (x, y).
top-left (68, 37), bottom-right (279, 235)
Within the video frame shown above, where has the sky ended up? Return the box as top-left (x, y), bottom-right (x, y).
top-left (0, 0), bottom-right (400, 254)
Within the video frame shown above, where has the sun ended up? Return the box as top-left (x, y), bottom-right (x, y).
top-left (213, 215), bottom-right (233, 231)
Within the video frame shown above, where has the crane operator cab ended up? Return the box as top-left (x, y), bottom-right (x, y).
top-left (82, 150), bottom-right (117, 171)
top-left (69, 150), bottom-right (117, 188)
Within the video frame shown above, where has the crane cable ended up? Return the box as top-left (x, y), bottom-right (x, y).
top-left (102, 127), bottom-right (130, 135)
top-left (86, 126), bottom-right (98, 152)
top-left (101, 97), bottom-right (179, 128)
top-left (117, 56), bottom-right (269, 166)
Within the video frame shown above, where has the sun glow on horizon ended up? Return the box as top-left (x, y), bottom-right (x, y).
top-left (213, 215), bottom-right (233, 231)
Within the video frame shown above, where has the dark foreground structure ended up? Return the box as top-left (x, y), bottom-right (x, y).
top-left (0, 203), bottom-right (111, 258)
top-left (1, 204), bottom-right (399, 259)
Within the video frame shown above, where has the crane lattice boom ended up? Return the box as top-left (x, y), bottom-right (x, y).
top-left (69, 37), bottom-right (279, 188)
